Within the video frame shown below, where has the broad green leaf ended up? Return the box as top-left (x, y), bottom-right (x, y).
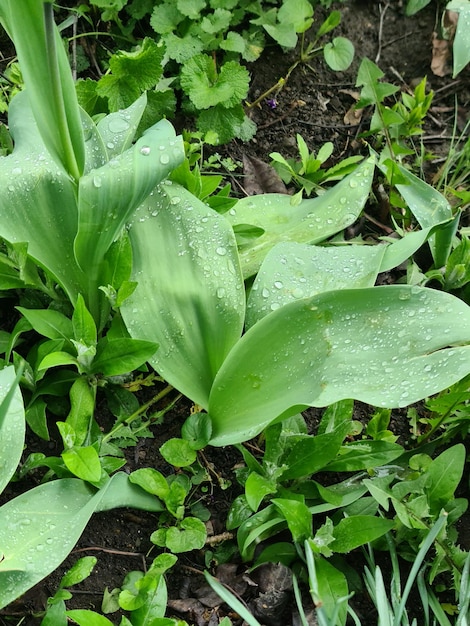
top-left (316, 10), bottom-right (341, 37)
top-left (0, 365), bottom-right (24, 494)
top-left (208, 286), bottom-right (470, 445)
top-left (326, 440), bottom-right (403, 472)
top-left (90, 338), bottom-right (157, 376)
top-left (75, 120), bottom-right (184, 280)
top-left (280, 423), bottom-right (351, 479)
top-left (181, 412), bottom-right (212, 449)
top-left (406, 0), bottom-right (431, 14)
top-left (0, 0), bottom-right (85, 180)
top-left (160, 438), bottom-right (197, 467)
top-left (0, 479), bottom-right (99, 609)
top-left (180, 55), bottom-right (250, 109)
top-left (131, 575), bottom-right (169, 625)
top-left (122, 183), bottom-right (245, 409)
top-left (323, 37), bottom-right (354, 71)
top-left (277, 0), bottom-right (313, 33)
top-left (246, 242), bottom-right (385, 328)
top-left (66, 610), bottom-right (114, 626)
top-left (425, 444), bottom-right (465, 515)
top-left (331, 515), bottom-right (395, 552)
top-left (129, 468), bottom-right (169, 500)
top-left (245, 472), bottom-right (277, 511)
top-left (391, 164), bottom-right (454, 267)
top-left (0, 92), bottom-right (86, 301)
top-left (272, 499), bottom-right (312, 542)
top-left (62, 446), bottom-right (102, 482)
top-left (95, 472), bottom-right (164, 513)
top-left (163, 517), bottom-right (207, 553)
top-left (447, 0), bottom-right (470, 76)
top-left (227, 156), bottom-right (375, 278)
top-left (16, 307), bottom-right (73, 342)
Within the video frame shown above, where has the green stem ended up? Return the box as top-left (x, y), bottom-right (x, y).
top-left (44, 2), bottom-right (81, 183)
top-left (102, 385), bottom-right (176, 444)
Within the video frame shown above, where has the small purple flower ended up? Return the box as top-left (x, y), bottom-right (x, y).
top-left (266, 98), bottom-right (277, 109)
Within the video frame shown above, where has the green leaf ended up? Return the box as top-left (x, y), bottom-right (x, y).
top-left (197, 103), bottom-right (247, 144)
top-left (25, 398), bottom-right (49, 440)
top-left (91, 338), bottom-right (157, 376)
top-left (38, 351), bottom-right (78, 372)
top-left (356, 58), bottom-right (400, 108)
top-left (96, 38), bottom-right (165, 111)
top-left (246, 242), bottom-right (385, 328)
top-left (208, 286), bottom-right (470, 446)
top-left (326, 440), bottom-right (404, 472)
top-left (122, 184), bottom-right (245, 409)
top-left (67, 610), bottom-right (114, 626)
top-left (17, 307), bottom-right (73, 342)
top-left (245, 472), bottom-right (277, 511)
top-left (425, 444), bottom-right (465, 515)
top-left (405, 0), bottom-right (431, 14)
top-left (0, 365), bottom-right (24, 494)
top-left (75, 119), bottom-right (184, 288)
top-left (163, 517), bottom-right (207, 552)
top-left (160, 438), bottom-right (197, 467)
top-left (323, 37), bottom-right (354, 71)
top-left (129, 468), bottom-right (169, 500)
top-left (180, 55), bottom-right (250, 109)
top-left (227, 156), bottom-right (375, 278)
top-left (62, 446), bottom-right (102, 483)
top-left (308, 554), bottom-right (348, 625)
top-left (178, 0), bottom-right (205, 19)
top-left (0, 0), bottom-right (85, 180)
top-left (163, 32), bottom-right (204, 63)
top-left (181, 412), bottom-right (212, 450)
top-left (66, 376), bottom-right (96, 447)
top-left (447, 0), bottom-right (470, 76)
top-left (278, 0), bottom-right (313, 33)
top-left (316, 10), bottom-right (341, 37)
top-left (280, 423), bottom-right (351, 480)
top-left (73, 295), bottom-right (97, 347)
top-left (331, 515), bottom-right (395, 552)
top-left (201, 8), bottom-right (232, 33)
top-left (272, 498), bottom-right (311, 542)
top-left (60, 556), bottom-right (97, 589)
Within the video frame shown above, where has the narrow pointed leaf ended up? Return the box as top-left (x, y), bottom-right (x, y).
top-left (209, 285), bottom-right (470, 445)
top-left (122, 183), bottom-right (245, 408)
top-left (226, 156), bottom-right (375, 278)
top-left (0, 0), bottom-right (85, 179)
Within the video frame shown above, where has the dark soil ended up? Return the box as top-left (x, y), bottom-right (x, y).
top-left (2, 1), bottom-right (470, 625)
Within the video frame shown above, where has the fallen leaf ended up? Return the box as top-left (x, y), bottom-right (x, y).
top-left (243, 154), bottom-right (288, 195)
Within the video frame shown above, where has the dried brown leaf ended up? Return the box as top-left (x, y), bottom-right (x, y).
top-left (243, 154), bottom-right (288, 196)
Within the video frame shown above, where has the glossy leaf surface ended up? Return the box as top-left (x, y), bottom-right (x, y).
top-left (209, 285), bottom-right (470, 445)
top-left (122, 183), bottom-right (245, 408)
top-left (0, 366), bottom-right (25, 495)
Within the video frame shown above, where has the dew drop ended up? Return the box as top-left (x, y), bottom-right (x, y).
top-left (216, 246), bottom-right (227, 256)
top-left (160, 153), bottom-right (170, 164)
top-left (93, 175), bottom-right (102, 188)
top-left (274, 281), bottom-right (283, 289)
top-left (108, 118), bottom-right (130, 133)
top-left (170, 196), bottom-right (181, 205)
top-left (140, 145), bottom-right (151, 156)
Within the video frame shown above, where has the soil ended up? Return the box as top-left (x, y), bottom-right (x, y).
top-left (1, 1), bottom-right (470, 625)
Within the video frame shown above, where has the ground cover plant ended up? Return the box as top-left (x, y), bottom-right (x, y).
top-left (2, 0), bottom-right (470, 624)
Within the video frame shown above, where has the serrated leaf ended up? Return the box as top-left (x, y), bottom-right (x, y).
top-left (96, 38), bottom-right (164, 111)
top-left (197, 104), bottom-right (246, 144)
top-left (163, 32), bottom-right (204, 63)
top-left (180, 55), bottom-right (249, 109)
top-left (201, 8), bottom-right (232, 33)
top-left (150, 2), bottom-right (185, 34)
top-left (177, 0), bottom-right (205, 19)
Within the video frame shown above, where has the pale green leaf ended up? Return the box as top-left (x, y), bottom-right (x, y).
top-left (67, 610), bottom-right (114, 626)
top-left (122, 183), bottom-right (245, 409)
top-left (447, 0), bottom-right (470, 76)
top-left (0, 366), bottom-right (24, 495)
top-left (227, 156), bottom-right (375, 278)
top-left (246, 242), bottom-right (385, 328)
top-left (209, 286), bottom-right (470, 445)
top-left (75, 120), bottom-right (184, 278)
top-left (323, 36), bottom-right (354, 71)
top-left (62, 446), bottom-right (102, 482)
